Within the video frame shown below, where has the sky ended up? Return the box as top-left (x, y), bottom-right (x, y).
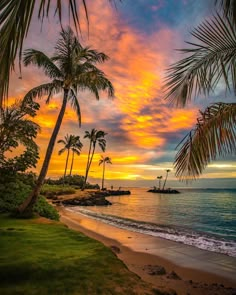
top-left (8, 0), bottom-right (236, 188)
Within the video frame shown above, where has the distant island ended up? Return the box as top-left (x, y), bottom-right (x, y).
top-left (147, 188), bottom-right (180, 194)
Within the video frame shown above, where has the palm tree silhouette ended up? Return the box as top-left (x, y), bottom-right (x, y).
top-left (58, 134), bottom-right (82, 183)
top-left (165, 1), bottom-right (236, 180)
top-left (157, 176), bottom-right (162, 190)
top-left (83, 128), bottom-right (107, 190)
top-left (162, 170), bottom-right (170, 190)
top-left (99, 156), bottom-right (112, 190)
top-left (69, 136), bottom-right (83, 176)
top-left (18, 27), bottom-right (114, 215)
top-left (0, 0), bottom-right (120, 108)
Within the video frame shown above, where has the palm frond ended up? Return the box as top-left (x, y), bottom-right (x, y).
top-left (216, 0), bottom-right (236, 24)
top-left (0, 0), bottom-right (91, 108)
top-left (23, 81), bottom-right (62, 101)
top-left (23, 49), bottom-right (62, 79)
top-left (164, 12), bottom-right (236, 106)
top-left (58, 147), bottom-right (66, 155)
top-left (175, 102), bottom-right (236, 180)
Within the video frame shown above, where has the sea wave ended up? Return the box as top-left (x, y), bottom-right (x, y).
top-left (67, 207), bottom-right (236, 257)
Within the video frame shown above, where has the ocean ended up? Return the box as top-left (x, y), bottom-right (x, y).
top-left (69, 188), bottom-right (236, 257)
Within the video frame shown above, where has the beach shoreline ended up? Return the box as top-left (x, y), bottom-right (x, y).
top-left (58, 205), bottom-right (236, 295)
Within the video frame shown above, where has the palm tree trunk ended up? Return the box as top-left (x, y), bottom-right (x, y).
top-left (82, 140), bottom-right (92, 190)
top-left (69, 151), bottom-right (74, 176)
top-left (159, 179), bottom-right (161, 190)
top-left (162, 173), bottom-right (168, 190)
top-left (17, 89), bottom-right (69, 216)
top-left (63, 149), bottom-right (70, 186)
top-left (101, 161), bottom-right (105, 190)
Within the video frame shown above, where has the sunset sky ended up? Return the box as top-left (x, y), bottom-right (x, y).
top-left (8, 0), bottom-right (236, 188)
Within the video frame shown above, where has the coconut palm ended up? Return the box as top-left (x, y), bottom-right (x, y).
top-left (0, 0), bottom-right (119, 108)
top-left (99, 156), bottom-right (112, 190)
top-left (164, 3), bottom-right (236, 180)
top-left (83, 128), bottom-right (107, 189)
top-left (17, 27), bottom-right (114, 215)
top-left (162, 170), bottom-right (170, 190)
top-left (69, 136), bottom-right (83, 176)
top-left (157, 176), bottom-right (162, 190)
top-left (58, 134), bottom-right (75, 183)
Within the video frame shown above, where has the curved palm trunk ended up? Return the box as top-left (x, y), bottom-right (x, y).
top-left (159, 179), bottom-right (161, 190)
top-left (63, 149), bottom-right (70, 185)
top-left (82, 140), bottom-right (92, 190)
top-left (162, 173), bottom-right (169, 190)
top-left (69, 151), bottom-right (75, 176)
top-left (17, 90), bottom-right (69, 216)
top-left (101, 161), bottom-right (105, 190)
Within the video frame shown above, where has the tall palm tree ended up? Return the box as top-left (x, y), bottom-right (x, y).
top-left (0, 0), bottom-right (119, 108)
top-left (99, 156), bottom-right (112, 190)
top-left (157, 176), bottom-right (162, 190)
top-left (69, 136), bottom-right (83, 176)
top-left (83, 128), bottom-right (107, 189)
top-left (58, 134), bottom-right (75, 182)
top-left (164, 3), bottom-right (236, 180)
top-left (162, 170), bottom-right (170, 190)
top-left (17, 27), bottom-right (114, 215)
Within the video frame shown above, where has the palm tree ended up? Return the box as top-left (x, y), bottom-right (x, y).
top-left (162, 170), bottom-right (170, 190)
top-left (17, 27), bottom-right (114, 215)
top-left (58, 134), bottom-right (75, 183)
top-left (83, 128), bottom-right (107, 189)
top-left (99, 156), bottom-right (112, 190)
top-left (157, 176), bottom-right (162, 190)
top-left (164, 2), bottom-right (236, 180)
top-left (0, 0), bottom-right (119, 108)
top-left (69, 136), bottom-right (83, 176)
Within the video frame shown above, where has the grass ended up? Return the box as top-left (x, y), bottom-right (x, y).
top-left (0, 214), bottom-right (158, 295)
top-left (40, 184), bottom-right (76, 198)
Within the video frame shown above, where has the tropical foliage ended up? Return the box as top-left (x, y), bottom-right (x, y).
top-left (83, 128), bottom-right (107, 189)
top-left (17, 27), bottom-right (114, 215)
top-left (164, 3), bottom-right (236, 180)
top-left (99, 156), bottom-right (112, 190)
top-left (0, 98), bottom-right (40, 172)
top-left (157, 176), bottom-right (162, 190)
top-left (0, 0), bottom-right (119, 108)
top-left (58, 134), bottom-right (83, 182)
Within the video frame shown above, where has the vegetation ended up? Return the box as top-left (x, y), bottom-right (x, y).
top-left (162, 170), bottom-right (170, 190)
top-left (0, 214), bottom-right (157, 295)
top-left (0, 98), bottom-right (39, 172)
top-left (40, 184), bottom-right (76, 198)
top-left (18, 27), bottom-right (114, 216)
top-left (165, 0), bottom-right (236, 180)
top-left (0, 0), bottom-right (121, 108)
top-left (157, 176), bottom-right (163, 190)
top-left (83, 128), bottom-right (108, 190)
top-left (58, 134), bottom-right (83, 183)
top-left (45, 175), bottom-right (100, 189)
top-left (0, 173), bottom-right (59, 221)
top-left (99, 156), bottom-right (112, 190)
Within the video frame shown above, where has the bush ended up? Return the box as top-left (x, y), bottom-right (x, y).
top-left (0, 173), bottom-right (59, 221)
top-left (40, 184), bottom-right (76, 198)
top-left (34, 196), bottom-right (59, 221)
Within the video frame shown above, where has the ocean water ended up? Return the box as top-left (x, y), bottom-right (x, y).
top-left (69, 188), bottom-right (236, 257)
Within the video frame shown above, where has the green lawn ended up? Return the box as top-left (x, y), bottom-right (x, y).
top-left (0, 214), bottom-right (159, 295)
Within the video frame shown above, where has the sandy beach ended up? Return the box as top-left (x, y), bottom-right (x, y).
top-left (58, 205), bottom-right (236, 295)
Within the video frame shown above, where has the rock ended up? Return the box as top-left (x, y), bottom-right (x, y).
top-left (110, 245), bottom-right (121, 254)
top-left (147, 189), bottom-right (180, 194)
top-left (167, 271), bottom-right (181, 280)
top-left (143, 265), bottom-right (166, 276)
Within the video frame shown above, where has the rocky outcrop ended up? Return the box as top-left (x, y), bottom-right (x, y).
top-left (53, 189), bottom-right (131, 207)
top-left (147, 189), bottom-right (180, 194)
top-left (61, 194), bottom-right (112, 206)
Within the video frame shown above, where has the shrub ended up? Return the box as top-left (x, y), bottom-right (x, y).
top-left (40, 184), bottom-right (75, 198)
top-left (34, 196), bottom-right (60, 221)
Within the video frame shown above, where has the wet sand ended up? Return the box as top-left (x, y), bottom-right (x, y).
top-left (58, 206), bottom-right (236, 295)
